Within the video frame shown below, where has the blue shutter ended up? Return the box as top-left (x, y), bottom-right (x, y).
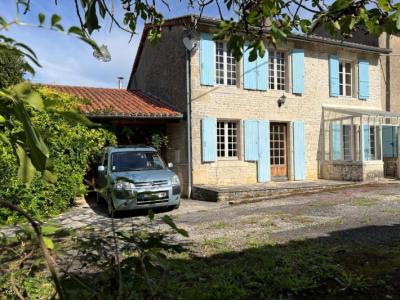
top-left (243, 43), bottom-right (258, 90)
top-left (331, 122), bottom-right (341, 160)
top-left (257, 49), bottom-right (268, 91)
top-left (293, 121), bottom-right (306, 180)
top-left (244, 120), bottom-right (259, 161)
top-left (329, 55), bottom-right (339, 97)
top-left (382, 126), bottom-right (397, 158)
top-left (243, 43), bottom-right (268, 91)
top-left (201, 117), bottom-right (216, 162)
top-left (257, 120), bottom-right (270, 182)
top-left (359, 59), bottom-right (369, 100)
top-left (292, 49), bottom-right (305, 94)
top-left (362, 124), bottom-right (370, 161)
top-left (200, 33), bottom-right (215, 86)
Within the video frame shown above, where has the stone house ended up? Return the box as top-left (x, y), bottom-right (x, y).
top-left (313, 29), bottom-right (400, 179)
top-left (127, 15), bottom-right (400, 197)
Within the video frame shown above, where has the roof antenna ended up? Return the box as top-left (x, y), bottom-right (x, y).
top-left (117, 76), bottom-right (124, 89)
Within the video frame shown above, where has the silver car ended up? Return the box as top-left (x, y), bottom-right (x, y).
top-left (96, 146), bottom-right (181, 216)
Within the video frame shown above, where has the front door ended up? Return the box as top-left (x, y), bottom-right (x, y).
top-left (270, 123), bottom-right (288, 177)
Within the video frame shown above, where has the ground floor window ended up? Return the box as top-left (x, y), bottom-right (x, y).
top-left (330, 122), bottom-right (381, 161)
top-left (217, 121), bottom-right (238, 158)
top-left (342, 125), bottom-right (352, 161)
top-left (364, 125), bottom-right (379, 161)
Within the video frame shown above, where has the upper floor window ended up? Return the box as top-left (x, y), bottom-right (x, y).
top-left (269, 51), bottom-right (286, 90)
top-left (215, 42), bottom-right (237, 86)
top-left (217, 121), bottom-right (238, 158)
top-left (339, 61), bottom-right (352, 97)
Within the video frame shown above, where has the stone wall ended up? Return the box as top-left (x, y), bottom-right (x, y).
top-left (189, 27), bottom-right (384, 186)
top-left (129, 25), bottom-right (187, 112)
top-left (166, 122), bottom-right (189, 196)
top-left (321, 161), bottom-right (364, 181)
top-left (130, 25), bottom-right (385, 189)
top-left (321, 161), bottom-right (384, 181)
top-left (363, 161), bottom-right (384, 181)
top-left (379, 34), bottom-right (400, 112)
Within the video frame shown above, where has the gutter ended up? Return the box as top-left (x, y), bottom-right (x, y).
top-left (86, 114), bottom-right (183, 120)
top-left (195, 16), bottom-right (391, 55)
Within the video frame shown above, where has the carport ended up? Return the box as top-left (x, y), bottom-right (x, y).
top-left (321, 105), bottom-right (400, 180)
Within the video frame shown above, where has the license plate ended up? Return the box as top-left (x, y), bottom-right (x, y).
top-left (139, 192), bottom-right (167, 200)
top-left (156, 192), bottom-right (167, 198)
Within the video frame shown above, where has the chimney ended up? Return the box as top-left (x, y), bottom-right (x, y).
top-left (117, 76), bottom-right (124, 89)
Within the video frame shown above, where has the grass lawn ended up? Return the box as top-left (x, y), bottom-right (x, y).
top-left (2, 222), bottom-right (400, 299)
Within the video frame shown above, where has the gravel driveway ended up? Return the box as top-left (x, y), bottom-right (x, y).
top-left (2, 181), bottom-right (400, 250)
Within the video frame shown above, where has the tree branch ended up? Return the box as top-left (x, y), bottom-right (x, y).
top-left (0, 199), bottom-right (65, 300)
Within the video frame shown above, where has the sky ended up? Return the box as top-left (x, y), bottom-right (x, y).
top-left (0, 0), bottom-right (224, 88)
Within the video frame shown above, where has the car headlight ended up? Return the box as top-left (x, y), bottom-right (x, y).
top-left (114, 180), bottom-right (135, 190)
top-left (171, 175), bottom-right (180, 185)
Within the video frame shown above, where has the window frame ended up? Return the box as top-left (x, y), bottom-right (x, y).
top-left (268, 50), bottom-right (286, 91)
top-left (216, 120), bottom-right (240, 160)
top-left (338, 59), bottom-right (353, 97)
top-left (215, 41), bottom-right (237, 86)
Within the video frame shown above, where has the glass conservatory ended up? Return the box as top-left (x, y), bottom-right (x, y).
top-left (321, 105), bottom-right (400, 181)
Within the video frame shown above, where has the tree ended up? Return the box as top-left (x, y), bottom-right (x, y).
top-left (1, 0), bottom-right (400, 180)
top-left (1, 1), bottom-right (399, 299)
top-left (0, 50), bottom-right (29, 88)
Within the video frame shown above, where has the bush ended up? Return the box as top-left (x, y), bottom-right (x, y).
top-left (0, 86), bottom-right (116, 224)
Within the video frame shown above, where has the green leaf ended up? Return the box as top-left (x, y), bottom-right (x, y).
top-left (162, 215), bottom-right (189, 237)
top-left (68, 26), bottom-right (84, 36)
top-left (41, 224), bottom-right (59, 235)
top-left (42, 236), bottom-right (54, 249)
top-left (43, 170), bottom-right (57, 183)
top-left (0, 114), bottom-right (5, 123)
top-left (53, 24), bottom-right (65, 31)
top-left (13, 83), bottom-right (44, 110)
top-left (84, 0), bottom-right (101, 34)
top-left (0, 133), bottom-right (10, 145)
top-left (16, 144), bottom-right (37, 184)
top-left (396, 12), bottom-right (400, 30)
top-left (12, 99), bottom-right (49, 173)
top-left (148, 209), bottom-right (155, 221)
top-left (38, 13), bottom-right (45, 26)
top-left (0, 16), bottom-right (8, 29)
top-left (51, 14), bottom-right (61, 27)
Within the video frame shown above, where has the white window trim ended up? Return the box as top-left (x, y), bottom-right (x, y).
top-left (339, 59), bottom-right (353, 97)
top-left (269, 50), bottom-right (286, 91)
top-left (217, 120), bottom-right (239, 160)
top-left (215, 42), bottom-right (237, 86)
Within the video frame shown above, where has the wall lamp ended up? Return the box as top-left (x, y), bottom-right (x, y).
top-left (278, 94), bottom-right (287, 108)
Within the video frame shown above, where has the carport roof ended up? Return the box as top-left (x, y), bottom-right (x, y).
top-left (48, 85), bottom-right (183, 119)
top-left (323, 105), bottom-right (400, 119)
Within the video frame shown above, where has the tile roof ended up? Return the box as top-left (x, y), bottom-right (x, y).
top-left (48, 85), bottom-right (183, 119)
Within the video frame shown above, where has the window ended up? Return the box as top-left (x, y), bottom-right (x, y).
top-left (215, 42), bottom-right (237, 86)
top-left (217, 121), bottom-right (238, 158)
top-left (269, 51), bottom-right (285, 90)
top-left (342, 125), bottom-right (352, 160)
top-left (369, 126), bottom-right (376, 159)
top-left (339, 61), bottom-right (352, 97)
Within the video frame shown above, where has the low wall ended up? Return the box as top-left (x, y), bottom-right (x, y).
top-left (321, 161), bottom-right (384, 181)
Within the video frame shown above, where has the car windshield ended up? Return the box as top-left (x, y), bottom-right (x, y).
top-left (111, 151), bottom-right (166, 172)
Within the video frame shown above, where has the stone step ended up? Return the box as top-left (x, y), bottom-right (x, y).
top-left (192, 181), bottom-right (362, 202)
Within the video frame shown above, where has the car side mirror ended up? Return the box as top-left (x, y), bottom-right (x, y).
top-left (98, 165), bottom-right (105, 173)
top-left (168, 162), bottom-right (174, 169)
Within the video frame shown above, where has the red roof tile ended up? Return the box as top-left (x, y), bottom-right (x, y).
top-left (48, 85), bottom-right (183, 119)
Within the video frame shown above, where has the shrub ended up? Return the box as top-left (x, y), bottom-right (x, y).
top-left (0, 86), bottom-right (116, 224)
